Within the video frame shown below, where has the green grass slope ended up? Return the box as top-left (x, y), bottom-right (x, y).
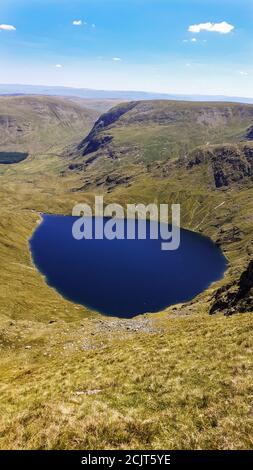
top-left (73, 100), bottom-right (253, 165)
top-left (0, 99), bottom-right (253, 449)
top-left (0, 95), bottom-right (99, 155)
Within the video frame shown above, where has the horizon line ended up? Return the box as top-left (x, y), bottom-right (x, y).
top-left (1, 83), bottom-right (253, 101)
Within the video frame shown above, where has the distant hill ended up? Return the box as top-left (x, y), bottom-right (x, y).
top-left (0, 95), bottom-right (99, 155)
top-left (71, 99), bottom-right (253, 169)
top-left (1, 83), bottom-right (253, 104)
top-left (64, 99), bottom-right (253, 197)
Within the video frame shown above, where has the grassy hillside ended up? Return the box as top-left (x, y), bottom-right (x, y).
top-left (0, 99), bottom-right (253, 449)
top-left (74, 100), bottom-right (253, 166)
top-left (0, 95), bottom-right (99, 155)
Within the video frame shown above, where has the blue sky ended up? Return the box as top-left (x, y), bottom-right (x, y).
top-left (0, 0), bottom-right (253, 96)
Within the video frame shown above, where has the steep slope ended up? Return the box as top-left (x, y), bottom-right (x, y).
top-left (65, 99), bottom-right (253, 316)
top-left (71, 100), bottom-right (253, 169)
top-left (185, 142), bottom-right (253, 188)
top-left (210, 260), bottom-right (253, 315)
top-left (0, 95), bottom-right (99, 155)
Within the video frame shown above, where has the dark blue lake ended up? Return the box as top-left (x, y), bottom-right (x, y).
top-left (30, 215), bottom-right (227, 318)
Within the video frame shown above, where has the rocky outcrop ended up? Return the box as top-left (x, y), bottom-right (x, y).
top-left (79, 134), bottom-right (113, 157)
top-left (210, 260), bottom-right (253, 315)
top-left (244, 125), bottom-right (253, 140)
top-left (71, 173), bottom-right (133, 192)
top-left (187, 143), bottom-right (253, 188)
top-left (76, 102), bottom-right (138, 157)
top-left (216, 226), bottom-right (244, 246)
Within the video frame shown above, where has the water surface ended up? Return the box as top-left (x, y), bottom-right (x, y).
top-left (0, 151), bottom-right (29, 164)
top-left (30, 215), bottom-right (227, 318)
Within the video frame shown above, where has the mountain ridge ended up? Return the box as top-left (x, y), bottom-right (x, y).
top-left (1, 83), bottom-right (253, 104)
top-left (0, 95), bottom-right (100, 155)
top-left (71, 99), bottom-right (253, 169)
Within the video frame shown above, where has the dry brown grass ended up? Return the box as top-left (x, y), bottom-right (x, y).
top-left (0, 312), bottom-right (253, 449)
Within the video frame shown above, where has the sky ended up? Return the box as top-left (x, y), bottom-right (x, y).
top-left (0, 0), bottom-right (253, 96)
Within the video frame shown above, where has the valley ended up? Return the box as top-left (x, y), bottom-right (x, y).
top-left (0, 96), bottom-right (253, 449)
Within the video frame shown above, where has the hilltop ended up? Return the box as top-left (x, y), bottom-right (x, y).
top-left (1, 83), bottom-right (253, 104)
top-left (73, 100), bottom-right (253, 164)
top-left (66, 100), bottom-right (253, 190)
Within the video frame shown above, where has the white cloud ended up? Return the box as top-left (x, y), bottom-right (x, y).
top-left (112, 57), bottom-right (122, 61)
top-left (55, 64), bottom-right (63, 68)
top-left (188, 21), bottom-right (234, 34)
top-left (91, 23), bottom-right (96, 28)
top-left (239, 70), bottom-right (248, 76)
top-left (0, 24), bottom-right (16, 31)
top-left (182, 38), bottom-right (197, 43)
top-left (73, 20), bottom-right (83, 26)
